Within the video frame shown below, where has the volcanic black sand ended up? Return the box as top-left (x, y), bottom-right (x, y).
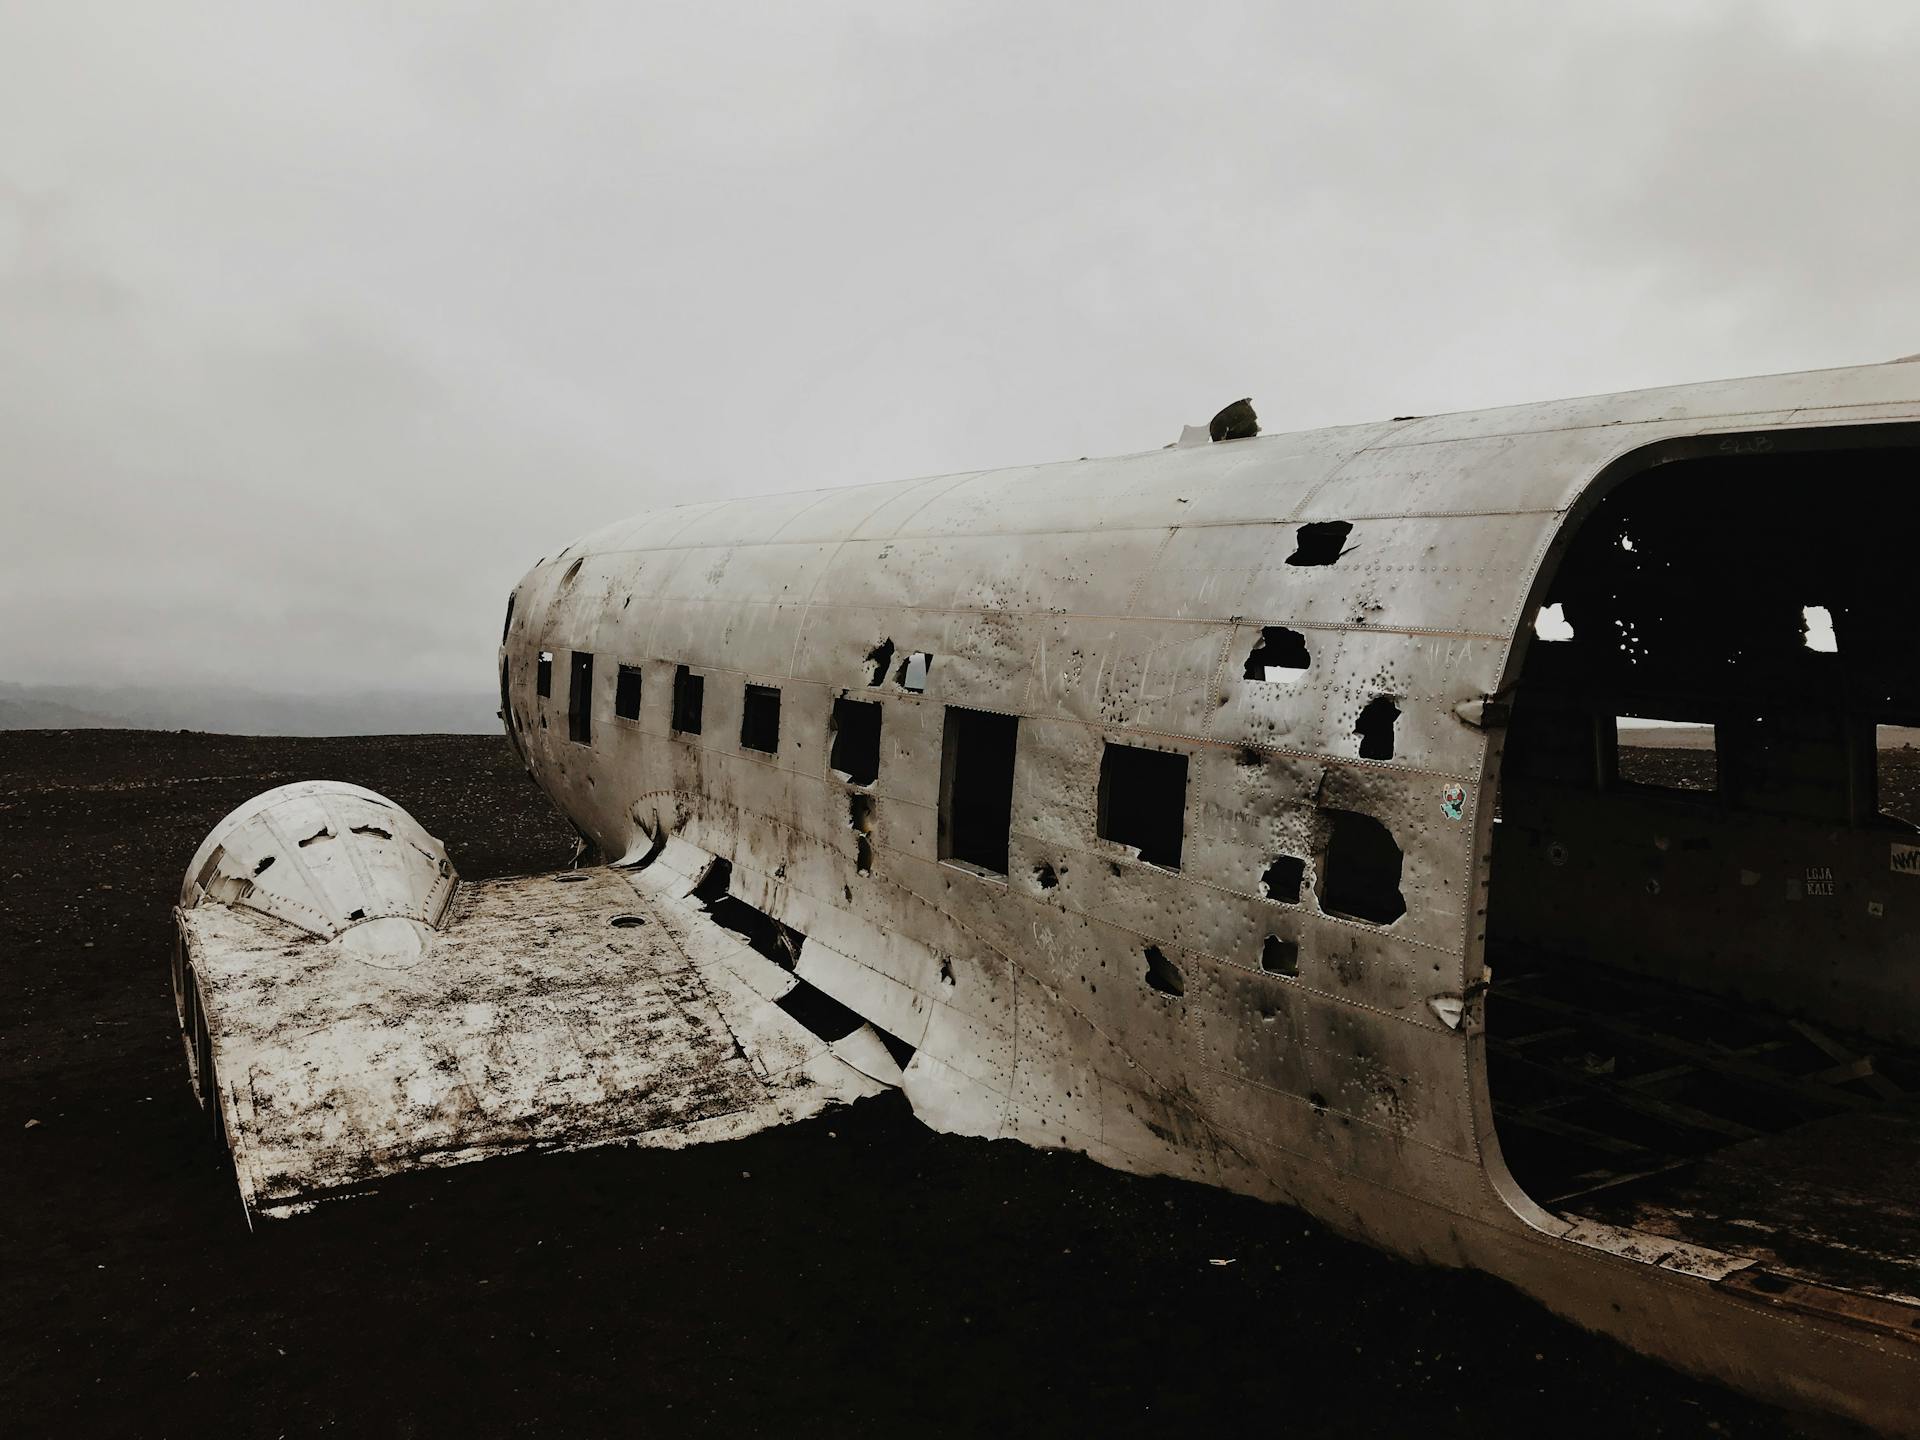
top-left (0, 731), bottom-right (1868, 1437)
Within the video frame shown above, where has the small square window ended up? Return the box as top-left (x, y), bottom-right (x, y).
top-left (741, 684), bottom-right (781, 754)
top-left (672, 665), bottom-right (704, 734)
top-left (536, 650), bottom-right (553, 698)
top-left (614, 664), bottom-right (643, 721)
top-left (1097, 742), bottom-right (1188, 869)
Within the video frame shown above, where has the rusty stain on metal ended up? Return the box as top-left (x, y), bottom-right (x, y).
top-left (173, 364), bottom-right (1920, 1433)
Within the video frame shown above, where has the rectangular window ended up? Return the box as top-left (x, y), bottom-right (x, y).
top-left (1612, 715), bottom-right (1716, 794)
top-left (614, 664), bottom-right (643, 721)
top-left (939, 706), bottom-right (1019, 875)
top-left (672, 665), bottom-right (704, 734)
top-left (1721, 710), bottom-right (1845, 821)
top-left (536, 650), bottom-right (553, 698)
top-left (829, 697), bottom-right (882, 786)
top-left (741, 684), bottom-right (781, 754)
top-left (1875, 724), bottom-right (1917, 827)
top-left (568, 651), bottom-right (594, 744)
top-left (1097, 742), bottom-right (1189, 869)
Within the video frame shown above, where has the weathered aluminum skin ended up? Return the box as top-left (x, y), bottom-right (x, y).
top-left (489, 362), bottom-right (1920, 1431)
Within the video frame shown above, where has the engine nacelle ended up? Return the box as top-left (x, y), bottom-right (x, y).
top-left (173, 782), bottom-right (457, 1109)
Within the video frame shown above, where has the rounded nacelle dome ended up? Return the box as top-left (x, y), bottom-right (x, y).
top-left (181, 781), bottom-right (457, 947)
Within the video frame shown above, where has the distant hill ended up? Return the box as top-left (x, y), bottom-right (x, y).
top-left (0, 682), bottom-right (497, 736)
top-left (1621, 722), bottom-right (1920, 750)
top-left (0, 694), bottom-right (135, 729)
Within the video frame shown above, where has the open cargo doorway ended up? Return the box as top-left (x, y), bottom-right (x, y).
top-left (1484, 438), bottom-right (1920, 1302)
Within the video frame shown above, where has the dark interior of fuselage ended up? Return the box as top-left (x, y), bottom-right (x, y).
top-left (1485, 440), bottom-right (1920, 1300)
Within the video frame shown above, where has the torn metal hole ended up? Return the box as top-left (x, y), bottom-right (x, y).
top-left (1243, 626), bottom-right (1310, 681)
top-left (350, 825), bottom-right (393, 840)
top-left (1034, 862), bottom-right (1059, 889)
top-left (555, 873), bottom-right (590, 884)
top-left (1356, 696), bottom-right (1400, 761)
top-left (1261, 936), bottom-right (1300, 976)
top-left (1143, 944), bottom-right (1185, 997)
top-left (1286, 521), bottom-right (1352, 566)
top-left (346, 909), bottom-right (365, 922)
top-left (866, 639), bottom-right (896, 687)
top-left (897, 651), bottom-right (932, 693)
top-left (1318, 808), bottom-right (1405, 925)
top-left (1261, 855), bottom-right (1306, 904)
top-left (1802, 604), bottom-right (1838, 653)
top-left (849, 794), bottom-right (876, 874)
top-left (696, 858), bottom-right (807, 970)
top-left (875, 1026), bottom-right (917, 1071)
top-left (252, 855), bottom-right (276, 876)
top-left (298, 828), bottom-right (333, 847)
top-left (1534, 603), bottom-right (1575, 642)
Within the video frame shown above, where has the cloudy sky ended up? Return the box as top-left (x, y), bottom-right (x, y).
top-left (4, 1), bottom-right (1917, 700)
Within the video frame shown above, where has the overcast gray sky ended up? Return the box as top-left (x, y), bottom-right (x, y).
top-left (4, 1), bottom-right (1917, 698)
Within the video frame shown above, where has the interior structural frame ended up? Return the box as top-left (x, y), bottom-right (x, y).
top-left (1461, 418), bottom-right (1920, 1246)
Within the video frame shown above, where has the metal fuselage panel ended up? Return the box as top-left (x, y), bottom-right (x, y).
top-left (501, 364), bottom-right (1920, 1428)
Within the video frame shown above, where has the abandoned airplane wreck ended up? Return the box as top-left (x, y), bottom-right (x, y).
top-left (175, 363), bottom-right (1920, 1432)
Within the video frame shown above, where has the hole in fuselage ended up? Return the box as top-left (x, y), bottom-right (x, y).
top-left (1485, 440), bottom-right (1920, 1305)
top-left (1142, 945), bottom-right (1184, 997)
top-left (1286, 521), bottom-right (1352, 566)
top-left (1244, 627), bottom-right (1310, 681)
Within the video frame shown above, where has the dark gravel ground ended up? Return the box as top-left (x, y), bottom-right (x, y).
top-left (0, 731), bottom-right (1834, 1438)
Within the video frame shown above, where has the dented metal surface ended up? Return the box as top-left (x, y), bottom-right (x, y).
top-left (177, 363), bottom-right (1920, 1432)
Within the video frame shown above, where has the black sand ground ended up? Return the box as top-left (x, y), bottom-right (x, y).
top-left (1, 732), bottom-right (1856, 1438)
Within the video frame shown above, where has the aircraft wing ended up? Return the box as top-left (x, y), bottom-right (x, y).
top-left (174, 783), bottom-right (893, 1222)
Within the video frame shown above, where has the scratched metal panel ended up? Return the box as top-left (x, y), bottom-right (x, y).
top-left (642, 599), bottom-right (809, 677)
top-left (1298, 429), bottom-right (1635, 518)
top-left (882, 425), bottom-right (1398, 539)
top-left (1250, 513), bottom-right (1558, 636)
top-left (1005, 615), bottom-right (1232, 734)
top-left (844, 470), bottom-right (994, 539)
top-left (788, 603), bottom-right (951, 690)
top-left (1210, 625), bottom-right (1502, 774)
top-left (1386, 361), bottom-right (1920, 447)
top-left (759, 474), bottom-right (944, 543)
top-left (806, 531), bottom-right (1165, 617)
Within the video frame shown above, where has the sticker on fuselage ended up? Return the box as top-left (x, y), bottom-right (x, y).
top-left (1440, 783), bottom-right (1466, 821)
top-left (1893, 842), bottom-right (1920, 877)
